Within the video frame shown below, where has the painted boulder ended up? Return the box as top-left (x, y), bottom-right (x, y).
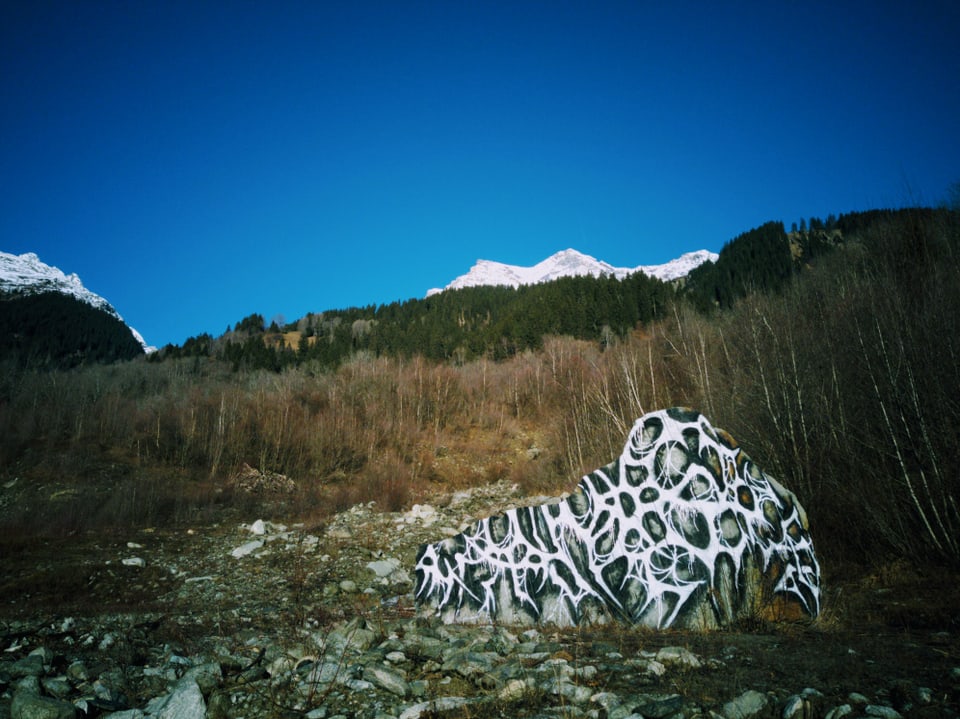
top-left (414, 408), bottom-right (820, 628)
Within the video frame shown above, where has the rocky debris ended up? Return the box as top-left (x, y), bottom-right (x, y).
top-left (1, 480), bottom-right (958, 719)
top-left (4, 612), bottom-right (949, 719)
top-left (231, 462), bottom-right (296, 495)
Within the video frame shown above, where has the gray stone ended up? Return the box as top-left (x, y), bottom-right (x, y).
top-left (498, 678), bottom-right (530, 702)
top-left (865, 706), bottom-right (903, 719)
top-left (632, 693), bottom-right (684, 718)
top-left (367, 558), bottom-right (400, 578)
top-left (10, 690), bottom-right (77, 719)
top-left (723, 689), bottom-right (769, 719)
top-left (27, 648), bottom-right (53, 666)
top-left (65, 661), bottom-right (89, 683)
top-left (364, 664), bottom-right (409, 697)
top-left (13, 676), bottom-right (41, 696)
top-left (321, 621), bottom-right (377, 654)
top-left (341, 678), bottom-right (374, 691)
top-left (782, 694), bottom-right (808, 719)
top-left (591, 691), bottom-right (640, 719)
top-left (10, 654), bottom-right (45, 679)
top-left (824, 706), bottom-right (853, 719)
top-left (559, 682), bottom-right (594, 705)
top-left (398, 697), bottom-right (472, 719)
top-left (180, 661), bottom-right (222, 695)
top-left (440, 650), bottom-right (497, 681)
top-left (230, 539), bottom-right (264, 559)
top-left (149, 678), bottom-right (206, 719)
top-left (299, 659), bottom-right (345, 689)
top-left (400, 633), bottom-right (446, 661)
top-left (656, 646), bottom-right (702, 669)
top-left (40, 677), bottom-right (73, 699)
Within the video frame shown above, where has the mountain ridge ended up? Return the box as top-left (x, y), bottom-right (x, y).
top-left (0, 250), bottom-right (151, 352)
top-left (427, 248), bottom-right (717, 296)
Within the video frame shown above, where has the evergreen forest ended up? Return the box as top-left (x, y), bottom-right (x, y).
top-left (0, 292), bottom-right (144, 368)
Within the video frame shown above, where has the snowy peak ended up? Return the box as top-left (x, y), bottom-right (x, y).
top-left (427, 248), bottom-right (717, 296)
top-left (636, 249), bottom-right (720, 282)
top-left (0, 251), bottom-right (151, 352)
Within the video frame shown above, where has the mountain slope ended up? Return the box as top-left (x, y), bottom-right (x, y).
top-left (0, 251), bottom-right (149, 364)
top-left (427, 248), bottom-right (717, 296)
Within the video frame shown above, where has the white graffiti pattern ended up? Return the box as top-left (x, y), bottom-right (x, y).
top-left (414, 408), bottom-right (821, 628)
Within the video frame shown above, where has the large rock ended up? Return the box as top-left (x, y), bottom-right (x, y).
top-left (414, 408), bottom-right (820, 628)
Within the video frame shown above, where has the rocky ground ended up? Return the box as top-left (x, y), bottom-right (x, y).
top-left (1, 480), bottom-right (959, 719)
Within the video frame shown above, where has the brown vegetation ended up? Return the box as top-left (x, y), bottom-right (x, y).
top-left (1, 210), bottom-right (958, 572)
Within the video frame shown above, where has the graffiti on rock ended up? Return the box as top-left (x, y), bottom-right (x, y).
top-left (415, 408), bottom-right (820, 628)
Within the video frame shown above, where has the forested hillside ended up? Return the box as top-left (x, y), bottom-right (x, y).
top-left (158, 209), bottom-right (935, 373)
top-left (1, 207), bottom-right (957, 571)
top-left (158, 266), bottom-right (675, 370)
top-left (0, 291), bottom-right (144, 368)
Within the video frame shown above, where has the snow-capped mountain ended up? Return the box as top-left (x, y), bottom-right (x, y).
top-left (0, 251), bottom-right (151, 352)
top-left (427, 248), bottom-right (717, 296)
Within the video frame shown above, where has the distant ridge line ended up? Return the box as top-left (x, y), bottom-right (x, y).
top-left (426, 248), bottom-right (717, 297)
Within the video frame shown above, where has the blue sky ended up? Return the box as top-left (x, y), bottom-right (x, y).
top-left (2, 1), bottom-right (959, 348)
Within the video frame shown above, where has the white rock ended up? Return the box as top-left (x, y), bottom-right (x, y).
top-left (249, 519), bottom-right (267, 535)
top-left (656, 646), bottom-right (702, 668)
top-left (643, 659), bottom-right (667, 677)
top-left (783, 695), bottom-right (807, 719)
top-left (404, 504), bottom-right (439, 526)
top-left (498, 678), bottom-right (528, 702)
top-left (723, 689), bottom-right (769, 719)
top-left (825, 706), bottom-right (853, 719)
top-left (122, 557), bottom-right (146, 567)
top-left (149, 678), bottom-right (206, 719)
top-left (364, 664), bottom-right (409, 697)
top-left (367, 558), bottom-right (401, 578)
top-left (399, 697), bottom-right (471, 719)
top-left (230, 539), bottom-right (265, 558)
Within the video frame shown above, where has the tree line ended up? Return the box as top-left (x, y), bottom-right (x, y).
top-left (157, 268), bottom-right (675, 371)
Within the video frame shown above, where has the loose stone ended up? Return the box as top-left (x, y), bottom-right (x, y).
top-left (824, 707), bottom-right (853, 719)
top-left (864, 706), bottom-right (903, 718)
top-left (656, 646), bottom-right (703, 669)
top-left (363, 664), bottom-right (409, 698)
top-left (723, 689), bottom-right (769, 719)
top-left (10, 689), bottom-right (77, 719)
